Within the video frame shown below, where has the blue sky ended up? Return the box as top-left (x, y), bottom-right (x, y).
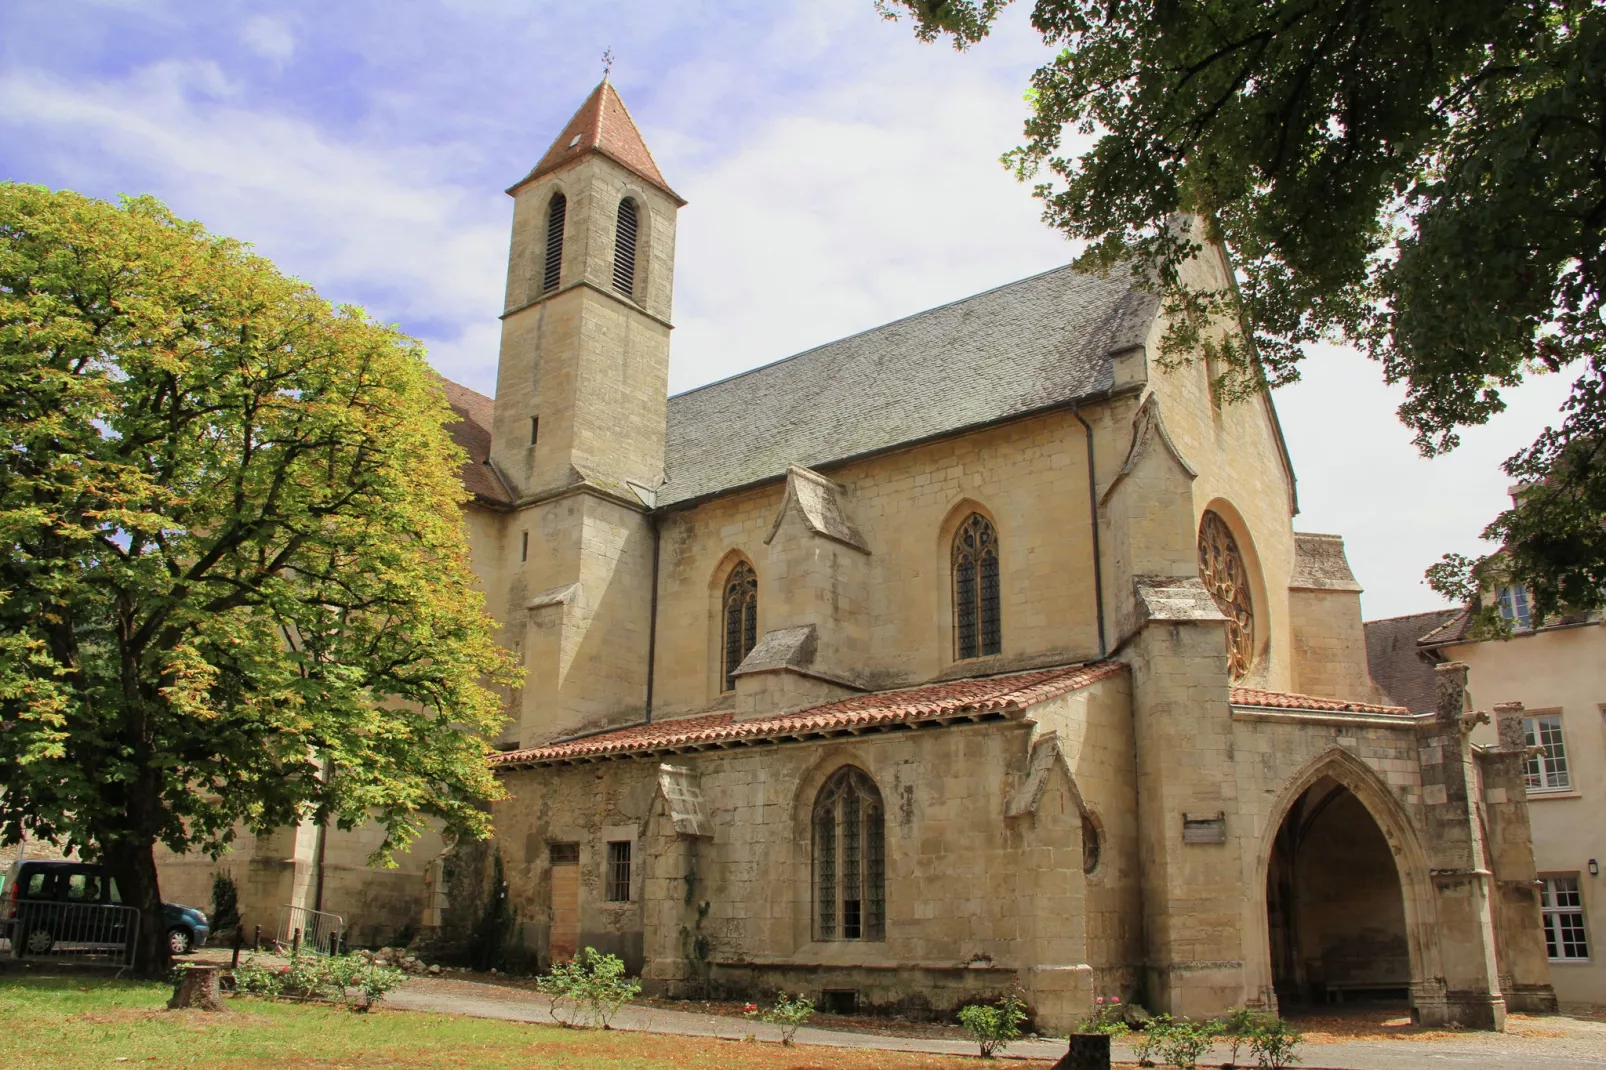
top-left (0, 0), bottom-right (1575, 619)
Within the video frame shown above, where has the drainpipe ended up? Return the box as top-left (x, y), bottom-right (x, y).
top-left (643, 511), bottom-right (661, 722)
top-left (1072, 405), bottom-right (1108, 659)
top-left (312, 759), bottom-right (332, 915)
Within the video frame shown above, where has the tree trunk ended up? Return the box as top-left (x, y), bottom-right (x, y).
top-left (103, 837), bottom-right (171, 979)
top-left (168, 964), bottom-right (225, 1011)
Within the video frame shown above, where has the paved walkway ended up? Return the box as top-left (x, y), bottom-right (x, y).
top-left (385, 977), bottom-right (1606, 1070)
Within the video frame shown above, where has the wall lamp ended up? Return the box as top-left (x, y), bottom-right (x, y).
top-left (1590, 859), bottom-right (1600, 877)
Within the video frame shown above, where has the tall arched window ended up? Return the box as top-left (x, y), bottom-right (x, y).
top-left (722, 561), bottom-right (758, 691)
top-left (612, 198), bottom-right (639, 297)
top-left (952, 513), bottom-right (1001, 660)
top-left (541, 192), bottom-right (566, 294)
top-left (1197, 510), bottom-right (1255, 679)
top-left (813, 767), bottom-right (885, 941)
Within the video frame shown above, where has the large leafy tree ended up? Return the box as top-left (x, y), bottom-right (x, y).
top-left (882, 0), bottom-right (1606, 621)
top-left (0, 186), bottom-right (516, 975)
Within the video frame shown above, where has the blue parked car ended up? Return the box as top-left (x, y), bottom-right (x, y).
top-left (0, 859), bottom-right (210, 956)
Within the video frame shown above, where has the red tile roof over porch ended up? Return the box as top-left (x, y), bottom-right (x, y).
top-left (493, 661), bottom-right (1129, 767)
top-left (1229, 687), bottom-right (1408, 715)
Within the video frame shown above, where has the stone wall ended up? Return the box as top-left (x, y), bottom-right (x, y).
top-left (650, 406), bottom-right (1106, 720)
top-left (1461, 622), bottom-right (1606, 1011)
top-left (471, 672), bottom-right (1135, 1032)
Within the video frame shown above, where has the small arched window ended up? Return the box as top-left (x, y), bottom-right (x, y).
top-left (542, 192), bottom-right (566, 294)
top-left (722, 561), bottom-right (758, 691)
top-left (813, 767), bottom-right (885, 941)
top-left (953, 513), bottom-right (1000, 660)
top-left (612, 198), bottom-right (639, 297)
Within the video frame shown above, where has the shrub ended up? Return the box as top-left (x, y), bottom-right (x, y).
top-left (209, 874), bottom-right (241, 940)
top-left (231, 958), bottom-right (284, 998)
top-left (537, 947), bottom-right (642, 1029)
top-left (1217, 1006), bottom-right (1264, 1067)
top-left (743, 992), bottom-right (815, 1046)
top-left (1248, 1016), bottom-right (1303, 1069)
top-left (957, 989), bottom-right (1027, 1058)
top-left (1135, 1014), bottom-right (1221, 1069)
top-left (1156, 1017), bottom-right (1220, 1069)
top-left (1077, 994), bottom-right (1130, 1037)
top-left (227, 952), bottom-right (404, 1010)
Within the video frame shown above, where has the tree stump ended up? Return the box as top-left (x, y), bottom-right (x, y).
top-left (168, 964), bottom-right (226, 1012)
top-left (1053, 1033), bottom-right (1111, 1070)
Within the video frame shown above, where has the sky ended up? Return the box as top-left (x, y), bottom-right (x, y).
top-left (0, 0), bottom-right (1576, 620)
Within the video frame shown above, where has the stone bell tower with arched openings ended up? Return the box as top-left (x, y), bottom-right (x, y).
top-left (490, 79), bottom-right (685, 746)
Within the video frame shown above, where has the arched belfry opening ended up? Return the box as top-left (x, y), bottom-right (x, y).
top-left (1267, 776), bottom-right (1411, 1008)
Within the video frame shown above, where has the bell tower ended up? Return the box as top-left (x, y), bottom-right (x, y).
top-left (492, 77), bottom-right (683, 496)
top-left (492, 81), bottom-right (684, 745)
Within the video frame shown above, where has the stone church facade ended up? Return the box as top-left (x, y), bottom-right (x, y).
top-left (162, 80), bottom-right (1556, 1031)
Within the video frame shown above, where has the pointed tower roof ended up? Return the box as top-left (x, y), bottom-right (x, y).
top-left (509, 79), bottom-right (684, 204)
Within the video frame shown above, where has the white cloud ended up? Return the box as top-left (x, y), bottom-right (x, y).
top-left (1, 0), bottom-right (1573, 622)
top-left (0, 62), bottom-right (507, 392)
top-left (240, 15), bottom-right (295, 64)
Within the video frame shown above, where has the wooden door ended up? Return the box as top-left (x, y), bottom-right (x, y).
top-left (549, 859), bottom-right (579, 963)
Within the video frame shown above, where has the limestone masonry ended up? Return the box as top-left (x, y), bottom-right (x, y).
top-left (159, 79), bottom-right (1556, 1032)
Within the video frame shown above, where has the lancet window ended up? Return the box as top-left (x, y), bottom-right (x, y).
top-left (813, 767), bottom-right (885, 941)
top-left (1197, 510), bottom-right (1255, 679)
top-left (722, 561), bottom-right (758, 691)
top-left (612, 198), bottom-right (639, 297)
top-left (953, 513), bottom-right (1001, 660)
top-left (542, 192), bottom-right (566, 294)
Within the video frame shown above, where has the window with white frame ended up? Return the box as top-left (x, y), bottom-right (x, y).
top-left (1497, 584), bottom-right (1533, 629)
top-left (1523, 714), bottom-right (1571, 791)
top-left (1540, 876), bottom-right (1590, 961)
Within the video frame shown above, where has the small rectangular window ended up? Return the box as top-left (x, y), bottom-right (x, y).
top-left (1498, 584), bottom-right (1532, 630)
top-left (549, 842), bottom-right (579, 866)
top-left (1540, 876), bottom-right (1590, 961)
top-left (521, 531), bottom-right (529, 562)
top-left (530, 415), bottom-right (539, 445)
top-left (1524, 714), bottom-right (1571, 792)
top-left (605, 841), bottom-right (632, 902)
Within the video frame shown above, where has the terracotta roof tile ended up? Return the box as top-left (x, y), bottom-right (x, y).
top-left (512, 80), bottom-right (681, 203)
top-left (1416, 609), bottom-right (1472, 646)
top-left (1230, 687), bottom-right (1408, 716)
top-left (494, 661), bottom-right (1128, 766)
top-left (438, 378), bottom-right (510, 505)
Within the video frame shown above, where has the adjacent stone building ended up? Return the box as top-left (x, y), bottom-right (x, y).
top-left (161, 79), bottom-right (1555, 1031)
top-left (1367, 596), bottom-right (1605, 1012)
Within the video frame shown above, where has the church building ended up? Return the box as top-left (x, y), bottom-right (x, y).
top-left (168, 79), bottom-right (1560, 1032)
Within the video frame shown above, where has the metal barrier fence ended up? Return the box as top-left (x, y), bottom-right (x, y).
top-left (276, 905), bottom-right (344, 955)
top-left (1, 902), bottom-right (140, 973)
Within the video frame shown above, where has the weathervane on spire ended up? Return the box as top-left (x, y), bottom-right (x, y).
top-left (601, 48), bottom-right (614, 80)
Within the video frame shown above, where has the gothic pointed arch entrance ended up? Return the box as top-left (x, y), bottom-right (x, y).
top-left (1268, 776), bottom-right (1410, 1006)
top-left (1255, 750), bottom-right (1443, 1020)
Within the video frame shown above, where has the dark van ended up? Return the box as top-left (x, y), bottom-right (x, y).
top-left (0, 859), bottom-right (210, 957)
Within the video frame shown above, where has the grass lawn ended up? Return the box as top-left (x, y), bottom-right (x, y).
top-left (0, 975), bottom-right (1051, 1069)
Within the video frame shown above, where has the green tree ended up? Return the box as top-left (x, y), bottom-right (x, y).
top-left (0, 185), bottom-right (517, 976)
top-left (881, 0), bottom-right (1606, 620)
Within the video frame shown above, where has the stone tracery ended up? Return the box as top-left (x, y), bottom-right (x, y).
top-left (722, 561), bottom-right (758, 691)
top-left (813, 766), bottom-right (885, 941)
top-left (1197, 510), bottom-right (1255, 679)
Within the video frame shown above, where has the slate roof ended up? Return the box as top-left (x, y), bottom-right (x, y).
top-left (658, 264), bottom-right (1158, 506)
top-left (1229, 687), bottom-right (1408, 715)
top-left (438, 378), bottom-right (510, 505)
top-left (1363, 610), bottom-right (1460, 712)
top-left (493, 660), bottom-right (1128, 767)
top-left (510, 79), bottom-right (681, 203)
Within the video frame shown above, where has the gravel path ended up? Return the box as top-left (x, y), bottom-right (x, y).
top-left (386, 976), bottom-right (1606, 1069)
